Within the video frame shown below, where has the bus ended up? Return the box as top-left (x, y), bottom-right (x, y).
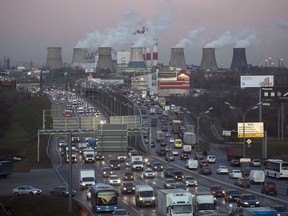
top-left (264, 159), bottom-right (288, 178)
top-left (91, 183), bottom-right (118, 212)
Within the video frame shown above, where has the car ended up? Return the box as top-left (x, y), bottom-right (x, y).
top-left (175, 183), bottom-right (188, 191)
top-left (165, 152), bottom-right (175, 161)
top-left (199, 167), bottom-right (212, 175)
top-left (194, 152), bottom-right (205, 160)
top-left (234, 178), bottom-right (250, 188)
top-left (229, 169), bottom-right (243, 179)
top-left (95, 154), bottom-right (105, 160)
top-left (125, 160), bottom-right (131, 167)
top-left (109, 159), bottom-right (121, 170)
top-left (250, 159), bottom-right (261, 167)
top-left (207, 155), bottom-right (216, 163)
top-left (85, 188), bottom-right (91, 200)
top-left (121, 181), bottom-right (135, 194)
top-left (271, 205), bottom-right (288, 216)
top-left (216, 166), bottom-right (229, 174)
top-left (143, 168), bottom-right (155, 178)
top-left (237, 193), bottom-right (260, 207)
top-left (230, 159), bottom-right (241, 167)
top-left (171, 171), bottom-right (184, 181)
top-left (101, 166), bottom-right (113, 178)
top-left (165, 145), bottom-right (173, 152)
top-left (164, 167), bottom-right (176, 178)
top-left (145, 159), bottom-right (156, 167)
top-left (169, 137), bottom-right (175, 143)
top-left (151, 162), bottom-right (164, 171)
top-left (156, 147), bottom-right (166, 156)
top-left (261, 181), bottom-right (277, 196)
top-left (12, 185), bottom-right (42, 196)
top-left (199, 160), bottom-right (209, 168)
top-left (128, 149), bottom-right (138, 157)
top-left (209, 185), bottom-right (225, 197)
top-left (180, 152), bottom-right (189, 160)
top-left (49, 185), bottom-right (76, 197)
top-left (112, 208), bottom-right (129, 216)
top-left (171, 149), bottom-right (179, 156)
top-left (122, 172), bottom-right (134, 181)
top-left (160, 142), bottom-right (167, 147)
top-left (164, 178), bottom-right (177, 189)
top-left (228, 207), bottom-right (243, 216)
top-left (224, 189), bottom-right (241, 202)
top-left (182, 176), bottom-right (197, 187)
top-left (108, 174), bottom-right (121, 185)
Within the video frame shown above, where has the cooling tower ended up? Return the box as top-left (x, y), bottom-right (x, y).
top-left (169, 47), bottom-right (187, 70)
top-left (199, 48), bottom-right (218, 71)
top-left (96, 47), bottom-right (115, 73)
top-left (45, 47), bottom-right (63, 69)
top-left (230, 48), bottom-right (248, 70)
top-left (128, 47), bottom-right (146, 68)
top-left (72, 48), bottom-right (88, 66)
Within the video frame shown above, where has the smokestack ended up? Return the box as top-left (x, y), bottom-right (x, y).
top-left (96, 47), bottom-right (115, 73)
top-left (128, 47), bottom-right (146, 68)
top-left (145, 47), bottom-right (151, 67)
top-left (153, 39), bottom-right (158, 66)
top-left (72, 48), bottom-right (88, 67)
top-left (45, 47), bottom-right (62, 69)
top-left (230, 48), bottom-right (248, 70)
top-left (199, 48), bottom-right (218, 71)
top-left (169, 47), bottom-right (187, 70)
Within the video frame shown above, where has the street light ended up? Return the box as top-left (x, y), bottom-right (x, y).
top-left (225, 102), bottom-right (262, 158)
top-left (197, 107), bottom-right (213, 173)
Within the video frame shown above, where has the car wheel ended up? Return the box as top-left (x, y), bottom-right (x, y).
top-left (30, 192), bottom-right (34, 195)
top-left (15, 192), bottom-right (19, 196)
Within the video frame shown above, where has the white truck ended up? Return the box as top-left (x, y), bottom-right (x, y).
top-left (183, 132), bottom-right (197, 152)
top-left (185, 159), bottom-right (198, 170)
top-left (157, 189), bottom-right (193, 216)
top-left (79, 169), bottom-right (96, 190)
top-left (131, 155), bottom-right (144, 171)
top-left (82, 148), bottom-right (95, 163)
top-left (193, 192), bottom-right (218, 216)
top-left (135, 185), bottom-right (156, 207)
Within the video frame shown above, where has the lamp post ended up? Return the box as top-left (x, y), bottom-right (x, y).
top-left (197, 107), bottom-right (213, 173)
top-left (225, 102), bottom-right (262, 158)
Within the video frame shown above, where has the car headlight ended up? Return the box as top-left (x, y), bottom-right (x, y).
top-left (256, 201), bottom-right (259, 204)
top-left (139, 197), bottom-right (143, 201)
top-left (123, 187), bottom-right (127, 190)
top-left (244, 202), bottom-right (249, 205)
top-left (152, 196), bottom-right (155, 200)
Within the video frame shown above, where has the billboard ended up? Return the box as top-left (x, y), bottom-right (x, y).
top-left (240, 75), bottom-right (274, 88)
top-left (237, 122), bottom-right (264, 138)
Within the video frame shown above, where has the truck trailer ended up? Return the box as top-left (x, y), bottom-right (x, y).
top-left (172, 120), bottom-right (182, 134)
top-left (157, 189), bottom-right (193, 216)
top-left (243, 207), bottom-right (277, 216)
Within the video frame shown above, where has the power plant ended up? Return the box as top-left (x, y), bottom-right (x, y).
top-left (96, 47), bottom-right (115, 73)
top-left (45, 47), bottom-right (63, 69)
top-left (128, 47), bottom-right (146, 68)
top-left (230, 48), bottom-right (248, 70)
top-left (169, 47), bottom-right (187, 70)
top-left (199, 48), bottom-right (218, 71)
top-left (72, 48), bottom-right (89, 68)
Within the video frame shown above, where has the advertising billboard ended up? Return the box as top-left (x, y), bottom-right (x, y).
top-left (237, 122), bottom-right (264, 138)
top-left (240, 75), bottom-right (274, 88)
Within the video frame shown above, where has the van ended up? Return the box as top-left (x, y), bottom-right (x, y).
top-left (248, 169), bottom-right (265, 184)
top-left (135, 185), bottom-right (156, 207)
top-left (185, 159), bottom-right (198, 170)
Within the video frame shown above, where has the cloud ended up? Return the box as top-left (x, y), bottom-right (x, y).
top-left (276, 20), bottom-right (288, 32)
top-left (234, 34), bottom-right (257, 48)
top-left (174, 27), bottom-right (206, 48)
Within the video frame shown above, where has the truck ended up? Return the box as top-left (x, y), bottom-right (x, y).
top-left (193, 192), bottom-right (218, 216)
top-left (82, 148), bottom-right (95, 163)
top-left (79, 169), bottom-right (96, 190)
top-left (173, 120), bottom-right (182, 134)
top-left (186, 125), bottom-right (195, 133)
top-left (131, 155), bottom-right (144, 171)
top-left (151, 118), bottom-right (157, 127)
top-left (157, 189), bottom-right (193, 216)
top-left (226, 146), bottom-right (243, 161)
top-left (243, 207), bottom-right (277, 216)
top-left (183, 132), bottom-right (197, 152)
top-left (0, 161), bottom-right (13, 178)
top-left (157, 130), bottom-right (164, 142)
top-left (87, 138), bottom-right (97, 150)
top-left (185, 159), bottom-right (198, 170)
top-left (135, 185), bottom-right (156, 207)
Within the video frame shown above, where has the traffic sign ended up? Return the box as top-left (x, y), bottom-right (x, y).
top-left (237, 122), bottom-right (264, 138)
top-left (246, 139), bottom-right (252, 145)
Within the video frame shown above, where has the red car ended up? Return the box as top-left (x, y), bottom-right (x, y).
top-left (209, 185), bottom-right (225, 197)
top-left (200, 160), bottom-right (209, 168)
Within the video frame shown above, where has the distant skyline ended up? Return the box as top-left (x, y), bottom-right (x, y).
top-left (1, 0), bottom-right (288, 68)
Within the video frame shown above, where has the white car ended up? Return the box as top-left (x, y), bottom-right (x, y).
top-left (229, 169), bottom-right (243, 179)
top-left (171, 149), bottom-right (179, 156)
top-left (182, 176), bottom-right (197, 187)
top-left (216, 166), bottom-right (229, 174)
top-left (169, 137), bottom-right (175, 143)
top-left (207, 155), bottom-right (216, 163)
top-left (108, 174), bottom-right (121, 185)
top-left (143, 168), bottom-right (155, 178)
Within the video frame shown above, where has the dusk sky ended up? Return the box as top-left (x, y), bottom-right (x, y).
top-left (1, 0), bottom-right (288, 68)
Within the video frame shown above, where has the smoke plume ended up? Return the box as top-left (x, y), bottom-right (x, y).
top-left (276, 20), bottom-right (288, 32)
top-left (175, 27), bottom-right (205, 48)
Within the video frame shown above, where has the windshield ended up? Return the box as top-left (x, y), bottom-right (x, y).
top-left (133, 161), bottom-right (143, 165)
top-left (139, 191), bottom-right (154, 197)
top-left (96, 191), bottom-right (117, 205)
top-left (197, 203), bottom-right (216, 211)
top-left (83, 177), bottom-right (94, 182)
top-left (172, 204), bottom-right (192, 214)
